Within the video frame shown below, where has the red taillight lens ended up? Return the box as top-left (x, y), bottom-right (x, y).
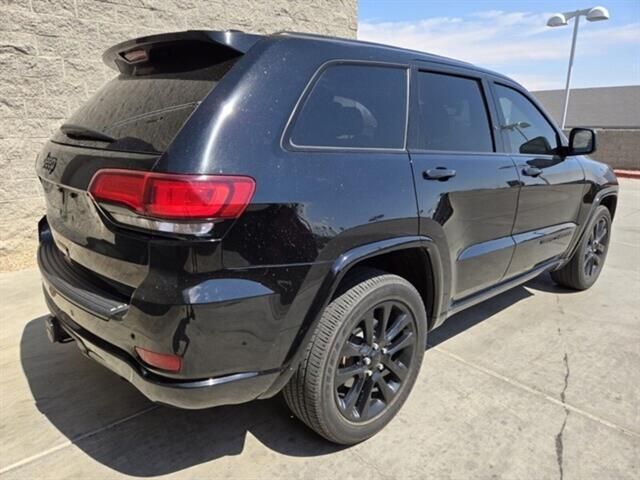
top-left (90, 170), bottom-right (146, 213)
top-left (135, 347), bottom-right (182, 373)
top-left (89, 169), bottom-right (255, 220)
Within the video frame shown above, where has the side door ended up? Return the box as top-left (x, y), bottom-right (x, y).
top-left (490, 81), bottom-right (585, 278)
top-left (409, 66), bottom-right (521, 302)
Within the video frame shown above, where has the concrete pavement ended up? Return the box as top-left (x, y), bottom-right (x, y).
top-left (1, 179), bottom-right (638, 479)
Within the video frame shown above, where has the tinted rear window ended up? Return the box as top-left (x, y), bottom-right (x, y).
top-left (55, 57), bottom-right (237, 154)
top-left (290, 64), bottom-right (408, 149)
top-left (416, 71), bottom-right (494, 153)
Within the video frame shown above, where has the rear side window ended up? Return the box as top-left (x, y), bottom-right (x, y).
top-left (494, 84), bottom-right (559, 155)
top-left (55, 47), bottom-right (238, 154)
top-left (415, 71), bottom-right (494, 153)
top-left (290, 64), bottom-right (408, 149)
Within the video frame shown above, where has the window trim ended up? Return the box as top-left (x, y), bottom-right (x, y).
top-left (408, 68), bottom-right (498, 155)
top-left (281, 59), bottom-right (411, 153)
top-left (491, 81), bottom-right (562, 157)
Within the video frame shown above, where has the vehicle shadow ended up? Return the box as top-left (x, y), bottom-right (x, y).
top-left (19, 274), bottom-right (563, 476)
top-left (427, 273), bottom-right (566, 348)
top-left (20, 318), bottom-right (343, 477)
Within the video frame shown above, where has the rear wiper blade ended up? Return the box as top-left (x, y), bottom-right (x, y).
top-left (60, 124), bottom-right (116, 143)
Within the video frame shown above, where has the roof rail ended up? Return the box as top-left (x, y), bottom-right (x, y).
top-left (276, 31), bottom-right (474, 66)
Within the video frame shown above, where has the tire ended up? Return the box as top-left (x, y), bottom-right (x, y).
top-left (283, 268), bottom-right (427, 444)
top-left (551, 205), bottom-right (612, 290)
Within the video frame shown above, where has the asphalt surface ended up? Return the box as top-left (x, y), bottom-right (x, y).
top-left (1, 178), bottom-right (638, 479)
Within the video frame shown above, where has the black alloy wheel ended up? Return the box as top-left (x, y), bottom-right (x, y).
top-left (335, 301), bottom-right (416, 422)
top-left (584, 216), bottom-right (609, 278)
top-left (283, 268), bottom-right (427, 444)
top-left (551, 205), bottom-right (612, 290)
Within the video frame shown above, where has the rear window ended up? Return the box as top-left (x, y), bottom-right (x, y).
top-left (289, 64), bottom-right (408, 149)
top-left (54, 55), bottom-right (237, 154)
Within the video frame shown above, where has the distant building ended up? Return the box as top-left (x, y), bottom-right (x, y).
top-left (533, 85), bottom-right (640, 129)
top-left (533, 85), bottom-right (639, 171)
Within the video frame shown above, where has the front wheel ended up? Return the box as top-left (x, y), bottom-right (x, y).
top-left (551, 205), bottom-right (612, 290)
top-left (283, 268), bottom-right (427, 444)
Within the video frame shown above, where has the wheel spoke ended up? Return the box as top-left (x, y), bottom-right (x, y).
top-left (341, 340), bottom-right (364, 358)
top-left (343, 375), bottom-right (365, 413)
top-left (385, 312), bottom-right (410, 343)
top-left (363, 313), bottom-right (375, 346)
top-left (386, 331), bottom-right (415, 357)
top-left (595, 226), bottom-right (608, 244)
top-left (376, 304), bottom-right (391, 343)
top-left (383, 357), bottom-right (408, 380)
top-left (586, 254), bottom-right (599, 276)
top-left (336, 364), bottom-right (366, 385)
top-left (584, 255), bottom-right (593, 276)
top-left (376, 376), bottom-right (396, 403)
top-left (355, 376), bottom-right (375, 419)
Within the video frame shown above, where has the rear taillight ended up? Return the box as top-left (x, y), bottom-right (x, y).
top-left (88, 169), bottom-right (255, 235)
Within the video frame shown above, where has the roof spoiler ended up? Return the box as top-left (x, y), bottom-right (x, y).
top-left (102, 30), bottom-right (263, 74)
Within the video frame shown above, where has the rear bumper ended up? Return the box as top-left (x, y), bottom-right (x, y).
top-left (37, 220), bottom-right (288, 409)
top-left (45, 295), bottom-right (279, 409)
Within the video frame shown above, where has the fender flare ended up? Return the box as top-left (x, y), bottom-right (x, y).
top-left (559, 185), bottom-right (618, 267)
top-left (259, 235), bottom-right (445, 398)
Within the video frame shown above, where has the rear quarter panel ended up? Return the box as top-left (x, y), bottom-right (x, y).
top-left (155, 38), bottom-right (420, 370)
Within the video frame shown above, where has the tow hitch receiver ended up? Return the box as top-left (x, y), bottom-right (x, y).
top-left (45, 316), bottom-right (72, 344)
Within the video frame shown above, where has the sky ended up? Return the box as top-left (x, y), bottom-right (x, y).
top-left (358, 0), bottom-right (640, 91)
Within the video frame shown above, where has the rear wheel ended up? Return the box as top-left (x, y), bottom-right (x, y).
top-left (283, 268), bottom-right (426, 444)
top-left (551, 206), bottom-right (612, 290)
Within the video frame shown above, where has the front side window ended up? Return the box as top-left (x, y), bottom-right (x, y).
top-left (290, 64), bottom-right (407, 149)
top-left (415, 71), bottom-right (494, 153)
top-left (494, 84), bottom-right (559, 155)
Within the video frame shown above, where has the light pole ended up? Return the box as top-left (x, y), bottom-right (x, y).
top-left (547, 6), bottom-right (610, 129)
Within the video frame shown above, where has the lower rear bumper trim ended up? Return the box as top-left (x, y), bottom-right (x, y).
top-left (54, 315), bottom-right (280, 410)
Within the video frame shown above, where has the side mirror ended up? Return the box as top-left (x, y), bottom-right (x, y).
top-left (567, 128), bottom-right (596, 156)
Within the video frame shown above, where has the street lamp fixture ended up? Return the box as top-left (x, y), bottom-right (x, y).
top-left (547, 6), bottom-right (610, 129)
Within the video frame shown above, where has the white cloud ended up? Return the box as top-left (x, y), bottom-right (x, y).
top-left (358, 11), bottom-right (640, 87)
top-left (502, 73), bottom-right (564, 91)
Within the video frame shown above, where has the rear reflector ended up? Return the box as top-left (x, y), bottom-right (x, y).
top-left (135, 347), bottom-right (182, 372)
top-left (89, 169), bottom-right (255, 221)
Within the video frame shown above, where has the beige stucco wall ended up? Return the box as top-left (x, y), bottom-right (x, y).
top-left (588, 130), bottom-right (640, 171)
top-left (0, 0), bottom-right (357, 271)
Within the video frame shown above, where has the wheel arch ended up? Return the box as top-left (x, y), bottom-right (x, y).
top-left (260, 236), bottom-right (445, 399)
top-left (559, 186), bottom-right (618, 268)
top-left (329, 237), bottom-right (444, 328)
top-left (600, 193), bottom-right (617, 219)
top-left (336, 249), bottom-right (434, 325)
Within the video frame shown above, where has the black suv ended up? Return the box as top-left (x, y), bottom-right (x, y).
top-left (36, 30), bottom-right (618, 444)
